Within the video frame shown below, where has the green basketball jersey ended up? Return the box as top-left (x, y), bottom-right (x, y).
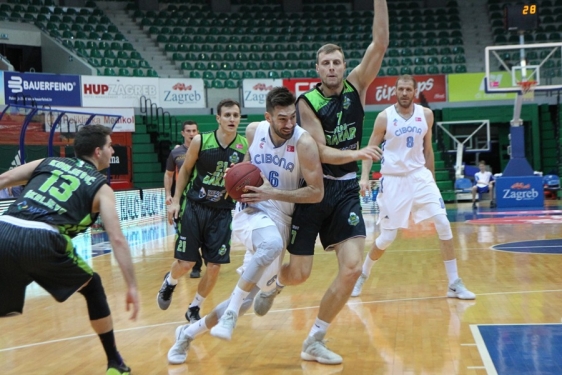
top-left (5, 157), bottom-right (107, 237)
top-left (185, 131), bottom-right (248, 209)
top-left (298, 80), bottom-right (365, 178)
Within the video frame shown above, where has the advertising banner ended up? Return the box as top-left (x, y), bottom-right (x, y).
top-left (44, 107), bottom-right (135, 132)
top-left (282, 78), bottom-right (320, 98)
top-left (159, 78), bottom-right (206, 108)
top-left (365, 75), bottom-right (447, 105)
top-left (4, 72), bottom-right (81, 106)
top-left (81, 76), bottom-right (158, 107)
top-left (242, 79), bottom-right (283, 108)
top-left (495, 176), bottom-right (544, 208)
top-left (448, 72), bottom-right (517, 102)
top-left (281, 75), bottom-right (446, 105)
top-left (110, 145), bottom-right (129, 175)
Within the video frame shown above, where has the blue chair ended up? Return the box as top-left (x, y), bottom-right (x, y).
top-left (454, 177), bottom-right (474, 203)
top-left (454, 178), bottom-right (473, 193)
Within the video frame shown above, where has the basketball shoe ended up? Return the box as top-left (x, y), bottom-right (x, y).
top-left (301, 332), bottom-right (343, 365)
top-left (168, 324), bottom-right (194, 365)
top-left (253, 286), bottom-right (282, 316)
top-left (106, 360), bottom-right (131, 375)
top-left (157, 272), bottom-right (176, 310)
top-left (185, 306), bottom-right (201, 322)
top-left (447, 278), bottom-right (476, 300)
top-left (210, 310), bottom-right (238, 341)
top-left (351, 273), bottom-right (367, 297)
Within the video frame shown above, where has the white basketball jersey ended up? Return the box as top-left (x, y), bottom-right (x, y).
top-left (380, 104), bottom-right (428, 175)
top-left (248, 120), bottom-right (306, 222)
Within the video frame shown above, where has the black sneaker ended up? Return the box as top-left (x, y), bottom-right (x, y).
top-left (106, 360), bottom-right (131, 375)
top-left (185, 305), bottom-right (201, 322)
top-left (490, 200), bottom-right (496, 208)
top-left (157, 272), bottom-right (176, 310)
top-left (190, 269), bottom-right (201, 278)
top-left (472, 202), bottom-right (477, 210)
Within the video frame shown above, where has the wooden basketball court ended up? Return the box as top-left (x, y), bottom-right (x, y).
top-left (2, 202), bottom-right (562, 374)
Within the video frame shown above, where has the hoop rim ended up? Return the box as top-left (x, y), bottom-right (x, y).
top-left (516, 80), bottom-right (537, 94)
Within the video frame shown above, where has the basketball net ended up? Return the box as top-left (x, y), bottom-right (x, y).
top-left (516, 80), bottom-right (537, 102)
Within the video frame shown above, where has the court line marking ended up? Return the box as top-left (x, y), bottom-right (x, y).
top-left (488, 246), bottom-right (562, 255)
top-left (470, 325), bottom-right (498, 375)
top-left (3, 288), bottom-right (562, 353)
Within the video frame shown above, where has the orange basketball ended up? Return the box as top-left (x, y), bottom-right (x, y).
top-left (224, 162), bottom-right (263, 200)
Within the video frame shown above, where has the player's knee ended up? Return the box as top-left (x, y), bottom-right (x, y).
top-left (78, 273), bottom-right (110, 321)
top-left (375, 228), bottom-right (397, 250)
top-left (206, 262), bottom-right (221, 276)
top-left (254, 236), bottom-right (283, 267)
top-left (433, 214), bottom-right (453, 240)
top-left (176, 259), bottom-right (194, 272)
top-left (286, 263), bottom-right (310, 284)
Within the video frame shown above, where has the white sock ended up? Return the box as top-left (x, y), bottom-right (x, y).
top-left (308, 318), bottom-right (330, 338)
top-left (185, 316), bottom-right (209, 339)
top-left (362, 256), bottom-right (377, 277)
top-left (444, 259), bottom-right (459, 285)
top-left (167, 274), bottom-right (178, 286)
top-left (225, 286), bottom-right (250, 315)
top-left (190, 293), bottom-right (205, 308)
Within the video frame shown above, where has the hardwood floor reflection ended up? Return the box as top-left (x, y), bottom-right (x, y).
top-left (2, 206), bottom-right (562, 375)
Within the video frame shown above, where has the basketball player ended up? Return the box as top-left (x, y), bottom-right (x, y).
top-left (352, 75), bottom-right (476, 300)
top-left (163, 120), bottom-right (203, 278)
top-left (471, 160), bottom-right (495, 209)
top-left (159, 99), bottom-right (248, 323)
top-left (0, 125), bottom-right (139, 375)
top-left (167, 87), bottom-right (324, 364)
top-left (251, 0), bottom-right (389, 365)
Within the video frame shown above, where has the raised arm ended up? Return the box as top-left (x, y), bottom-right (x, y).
top-left (422, 108), bottom-right (436, 180)
top-left (347, 0), bottom-right (389, 97)
top-left (95, 185), bottom-right (139, 320)
top-left (297, 100), bottom-right (381, 165)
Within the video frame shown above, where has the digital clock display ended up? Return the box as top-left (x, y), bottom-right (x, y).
top-left (505, 4), bottom-right (539, 32)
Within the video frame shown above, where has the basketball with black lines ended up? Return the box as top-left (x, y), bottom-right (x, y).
top-left (224, 162), bottom-right (263, 200)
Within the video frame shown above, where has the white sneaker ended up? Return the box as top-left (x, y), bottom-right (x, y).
top-left (301, 332), bottom-right (343, 365)
top-left (351, 273), bottom-right (367, 297)
top-left (253, 287), bottom-right (282, 316)
top-left (210, 309), bottom-right (238, 341)
top-left (167, 324), bottom-right (193, 365)
top-left (447, 278), bottom-right (476, 300)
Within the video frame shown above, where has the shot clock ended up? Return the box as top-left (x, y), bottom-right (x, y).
top-left (504, 4), bottom-right (539, 32)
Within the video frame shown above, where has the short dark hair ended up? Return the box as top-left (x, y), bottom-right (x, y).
top-left (182, 120), bottom-right (198, 131)
top-left (479, 160), bottom-right (486, 165)
top-left (266, 87), bottom-right (296, 114)
top-left (316, 43), bottom-right (345, 64)
top-left (396, 74), bottom-right (417, 89)
top-left (74, 124), bottom-right (111, 159)
top-left (216, 99), bottom-right (240, 115)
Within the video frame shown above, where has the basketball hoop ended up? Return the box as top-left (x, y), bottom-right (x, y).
top-left (516, 80), bottom-right (537, 101)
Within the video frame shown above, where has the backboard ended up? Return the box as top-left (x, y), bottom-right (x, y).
top-left (484, 42), bottom-right (562, 93)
